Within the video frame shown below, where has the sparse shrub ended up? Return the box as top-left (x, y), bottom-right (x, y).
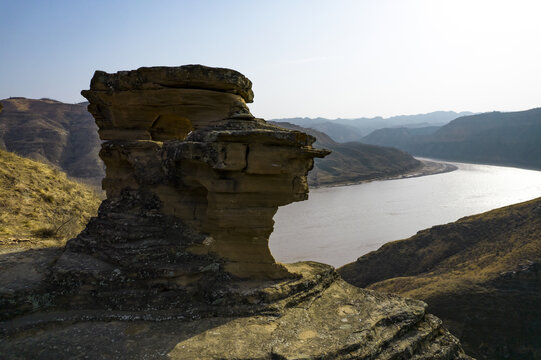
top-left (41, 193), bottom-right (55, 203)
top-left (32, 226), bottom-right (56, 238)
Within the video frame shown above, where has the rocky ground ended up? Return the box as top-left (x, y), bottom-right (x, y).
top-left (0, 260), bottom-right (471, 359)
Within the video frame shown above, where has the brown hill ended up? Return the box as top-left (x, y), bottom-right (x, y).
top-left (270, 121), bottom-right (422, 186)
top-left (339, 197), bottom-right (541, 360)
top-left (0, 97), bottom-right (103, 185)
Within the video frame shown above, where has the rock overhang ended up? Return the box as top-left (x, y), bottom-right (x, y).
top-left (81, 65), bottom-right (257, 142)
top-left (84, 65), bottom-right (254, 101)
top-left (69, 64), bottom-right (330, 285)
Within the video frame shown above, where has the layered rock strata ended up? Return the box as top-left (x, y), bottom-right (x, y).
top-left (43, 65), bottom-right (327, 311)
top-left (0, 66), bottom-right (472, 359)
top-left (1, 263), bottom-right (471, 359)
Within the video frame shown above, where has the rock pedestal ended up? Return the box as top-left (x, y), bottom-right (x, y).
top-left (0, 66), bottom-right (472, 359)
top-left (51, 65), bottom-right (329, 311)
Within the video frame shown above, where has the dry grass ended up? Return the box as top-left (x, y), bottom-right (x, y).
top-left (0, 149), bottom-right (102, 248)
top-left (340, 196), bottom-right (541, 298)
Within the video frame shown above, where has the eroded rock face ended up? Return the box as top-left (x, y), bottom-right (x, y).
top-left (82, 65), bottom-right (254, 141)
top-left (58, 65), bottom-right (328, 304)
top-left (0, 98), bottom-right (103, 185)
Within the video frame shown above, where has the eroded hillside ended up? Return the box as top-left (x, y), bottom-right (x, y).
top-left (272, 121), bottom-right (424, 186)
top-left (0, 97), bottom-right (104, 185)
top-left (339, 197), bottom-right (541, 360)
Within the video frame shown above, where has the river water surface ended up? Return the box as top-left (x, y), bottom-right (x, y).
top-left (270, 160), bottom-right (541, 267)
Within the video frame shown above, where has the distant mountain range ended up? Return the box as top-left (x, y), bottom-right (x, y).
top-left (0, 97), bottom-right (103, 185)
top-left (270, 122), bottom-right (422, 187)
top-left (271, 111), bottom-right (474, 142)
top-left (362, 108), bottom-right (541, 169)
top-left (0, 97), bottom-right (428, 189)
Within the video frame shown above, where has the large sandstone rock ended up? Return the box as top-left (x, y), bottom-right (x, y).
top-left (81, 65), bottom-right (254, 141)
top-left (69, 64), bottom-right (328, 283)
top-left (0, 65), bottom-right (471, 359)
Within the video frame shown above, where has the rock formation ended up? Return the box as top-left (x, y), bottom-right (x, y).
top-left (70, 65), bottom-right (329, 281)
top-left (0, 65), bottom-right (472, 359)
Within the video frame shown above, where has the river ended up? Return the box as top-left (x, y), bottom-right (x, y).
top-left (269, 160), bottom-right (541, 267)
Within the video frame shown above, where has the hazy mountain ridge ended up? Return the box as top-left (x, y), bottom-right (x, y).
top-left (362, 108), bottom-right (541, 169)
top-left (0, 97), bottom-right (104, 185)
top-left (338, 197), bottom-right (541, 360)
top-left (272, 111), bottom-right (473, 142)
top-left (270, 121), bottom-right (422, 187)
top-left (0, 97), bottom-right (430, 189)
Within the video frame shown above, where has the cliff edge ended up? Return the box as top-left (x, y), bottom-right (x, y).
top-left (0, 65), bottom-right (471, 359)
top-left (339, 197), bottom-right (541, 360)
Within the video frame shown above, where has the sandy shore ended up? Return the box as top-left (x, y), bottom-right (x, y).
top-left (313, 159), bottom-right (458, 189)
top-left (392, 158), bottom-right (458, 180)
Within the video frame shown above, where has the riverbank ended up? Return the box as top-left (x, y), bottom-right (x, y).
top-left (395, 158), bottom-right (458, 179)
top-left (271, 161), bottom-right (541, 267)
top-left (312, 158), bottom-right (457, 189)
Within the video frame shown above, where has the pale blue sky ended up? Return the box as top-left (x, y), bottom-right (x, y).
top-left (1, 0), bottom-right (540, 118)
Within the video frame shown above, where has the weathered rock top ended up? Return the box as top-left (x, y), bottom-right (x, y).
top-left (83, 64), bottom-right (254, 102)
top-left (81, 65), bottom-right (260, 141)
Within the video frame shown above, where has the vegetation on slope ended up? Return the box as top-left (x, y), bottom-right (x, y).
top-left (271, 122), bottom-right (422, 187)
top-left (0, 97), bottom-right (104, 185)
top-left (0, 148), bottom-right (101, 249)
top-left (338, 197), bottom-right (541, 360)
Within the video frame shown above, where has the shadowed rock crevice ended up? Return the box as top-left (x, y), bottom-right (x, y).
top-left (149, 114), bottom-right (193, 141)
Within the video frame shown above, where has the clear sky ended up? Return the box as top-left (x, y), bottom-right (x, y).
top-left (1, 0), bottom-right (540, 119)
